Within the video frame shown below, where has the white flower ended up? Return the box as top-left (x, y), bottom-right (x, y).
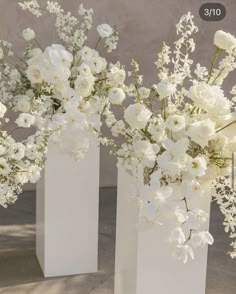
top-left (133, 140), bottom-right (160, 168)
top-left (175, 208), bottom-right (188, 223)
top-left (28, 165), bottom-right (41, 183)
top-left (15, 113), bottom-right (35, 128)
top-left (22, 28), bottom-right (35, 41)
top-left (108, 66), bottom-right (126, 86)
top-left (78, 63), bottom-right (92, 76)
top-left (189, 84), bottom-right (231, 116)
top-left (27, 48), bottom-right (43, 65)
top-left (173, 244), bottom-right (194, 264)
top-left (156, 80), bottom-right (176, 99)
top-left (10, 143), bottom-right (25, 160)
top-left (0, 158), bottom-right (11, 176)
top-left (16, 95), bottom-right (31, 112)
top-left (26, 65), bottom-right (43, 84)
top-left (214, 30), bottom-right (236, 50)
top-left (181, 179), bottom-right (204, 198)
top-left (190, 231), bottom-right (214, 248)
top-left (187, 119), bottom-right (216, 148)
top-left (0, 102), bottom-right (7, 118)
top-left (86, 56), bottom-right (107, 74)
top-left (74, 74), bottom-right (95, 97)
top-left (169, 227), bottom-right (186, 244)
top-left (97, 24), bottom-right (114, 38)
top-left (138, 87), bottom-right (150, 99)
top-left (44, 44), bottom-right (73, 67)
top-left (186, 209), bottom-right (208, 229)
top-left (187, 156), bottom-right (207, 177)
top-left (165, 115), bottom-right (186, 132)
top-left (124, 103), bottom-right (152, 130)
top-left (108, 88), bottom-right (126, 105)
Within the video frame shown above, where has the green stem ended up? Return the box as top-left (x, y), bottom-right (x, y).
top-left (207, 47), bottom-right (222, 83)
top-left (216, 120), bottom-right (236, 133)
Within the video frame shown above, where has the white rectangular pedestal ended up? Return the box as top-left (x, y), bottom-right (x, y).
top-left (115, 166), bottom-right (211, 294)
top-left (36, 139), bottom-right (99, 277)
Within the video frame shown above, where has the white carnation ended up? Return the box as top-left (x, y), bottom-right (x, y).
top-left (214, 30), bottom-right (236, 50)
top-left (15, 113), bottom-right (35, 128)
top-left (10, 143), bottom-right (25, 160)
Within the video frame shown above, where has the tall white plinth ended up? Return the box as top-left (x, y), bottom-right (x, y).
top-left (115, 166), bottom-right (211, 294)
top-left (36, 139), bottom-right (99, 277)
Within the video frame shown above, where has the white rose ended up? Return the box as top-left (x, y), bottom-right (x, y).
top-left (0, 102), bottom-right (7, 118)
top-left (26, 65), bottom-right (43, 84)
top-left (44, 44), bottom-right (73, 67)
top-left (187, 119), bottom-right (216, 148)
top-left (214, 30), bottom-right (236, 50)
top-left (74, 74), bottom-right (95, 97)
top-left (15, 113), bottom-right (35, 128)
top-left (16, 95), bottom-right (31, 112)
top-left (156, 80), bottom-right (176, 99)
top-left (124, 103), bottom-right (152, 130)
top-left (78, 63), bottom-right (92, 75)
top-left (108, 88), bottom-right (126, 105)
top-left (165, 115), bottom-right (186, 132)
top-left (22, 28), bottom-right (35, 41)
top-left (97, 24), bottom-right (114, 38)
top-left (87, 56), bottom-right (107, 74)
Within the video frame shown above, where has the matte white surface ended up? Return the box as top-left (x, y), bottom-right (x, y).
top-left (36, 139), bottom-right (99, 277)
top-left (115, 166), bottom-right (211, 294)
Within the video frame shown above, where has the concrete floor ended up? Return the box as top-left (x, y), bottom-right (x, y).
top-left (0, 188), bottom-right (235, 294)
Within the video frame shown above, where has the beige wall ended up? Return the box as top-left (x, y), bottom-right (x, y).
top-left (0, 0), bottom-right (235, 188)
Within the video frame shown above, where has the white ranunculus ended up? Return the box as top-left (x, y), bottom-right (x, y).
top-left (78, 63), bottom-right (92, 76)
top-left (15, 113), bottom-right (35, 128)
top-left (214, 30), bottom-right (236, 50)
top-left (10, 143), bottom-right (25, 160)
top-left (16, 95), bottom-right (31, 112)
top-left (22, 28), bottom-right (35, 41)
top-left (26, 65), bottom-right (43, 84)
top-left (97, 24), bottom-right (114, 38)
top-left (0, 158), bottom-right (11, 176)
top-left (0, 102), bottom-right (7, 118)
top-left (165, 115), bottom-right (186, 132)
top-left (187, 156), bottom-right (207, 177)
top-left (190, 231), bottom-right (214, 248)
top-left (124, 103), bottom-right (152, 130)
top-left (87, 56), bottom-right (107, 74)
top-left (187, 119), bottom-right (216, 148)
top-left (108, 88), bottom-right (126, 105)
top-left (77, 46), bottom-right (99, 62)
top-left (74, 74), bottom-right (95, 98)
top-left (108, 66), bottom-right (126, 86)
top-left (133, 140), bottom-right (160, 168)
top-left (156, 80), bottom-right (176, 99)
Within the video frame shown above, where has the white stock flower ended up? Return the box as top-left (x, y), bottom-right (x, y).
top-left (0, 158), bottom-right (11, 176)
top-left (156, 80), bottom-right (176, 99)
top-left (187, 119), bottom-right (216, 148)
top-left (214, 30), bottom-right (236, 50)
top-left (133, 140), bottom-right (160, 168)
top-left (15, 113), bottom-right (35, 128)
top-left (97, 24), bottom-right (114, 38)
top-left (10, 143), bottom-right (25, 160)
top-left (124, 103), bottom-right (152, 130)
top-left (74, 74), bottom-right (95, 97)
top-left (190, 231), bottom-right (214, 248)
top-left (22, 28), bottom-right (35, 41)
top-left (108, 88), bottom-right (126, 105)
top-left (187, 156), bottom-right (207, 177)
top-left (0, 102), bottom-right (7, 118)
top-left (16, 95), bottom-right (31, 112)
top-left (165, 115), bottom-right (186, 132)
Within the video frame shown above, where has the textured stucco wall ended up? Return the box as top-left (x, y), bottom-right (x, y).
top-left (0, 0), bottom-right (235, 188)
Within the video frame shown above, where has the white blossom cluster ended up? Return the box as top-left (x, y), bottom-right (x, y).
top-left (0, 1), bottom-right (119, 204)
top-left (97, 13), bottom-right (236, 263)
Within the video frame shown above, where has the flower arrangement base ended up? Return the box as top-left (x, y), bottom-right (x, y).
top-left (114, 166), bottom-right (211, 294)
top-left (36, 140), bottom-right (99, 278)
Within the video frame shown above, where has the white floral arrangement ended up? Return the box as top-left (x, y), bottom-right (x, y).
top-left (96, 13), bottom-right (236, 262)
